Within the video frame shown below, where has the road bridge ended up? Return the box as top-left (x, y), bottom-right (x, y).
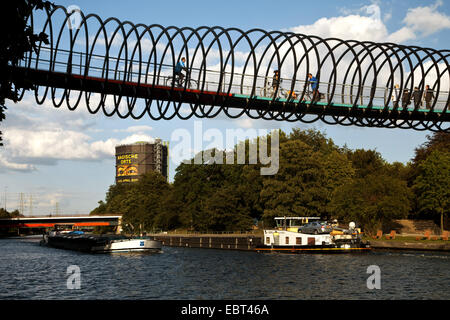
top-left (0, 215), bottom-right (122, 235)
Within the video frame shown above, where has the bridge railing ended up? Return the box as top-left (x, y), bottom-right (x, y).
top-left (19, 46), bottom-right (450, 113)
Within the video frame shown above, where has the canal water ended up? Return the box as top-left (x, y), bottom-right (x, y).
top-left (0, 236), bottom-right (449, 300)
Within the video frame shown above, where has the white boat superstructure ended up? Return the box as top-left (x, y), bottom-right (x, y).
top-left (257, 217), bottom-right (371, 253)
top-left (263, 229), bottom-right (333, 246)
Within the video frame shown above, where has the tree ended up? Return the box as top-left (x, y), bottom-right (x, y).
top-left (89, 200), bottom-right (107, 215)
top-left (0, 208), bottom-right (23, 218)
top-left (153, 192), bottom-right (183, 231)
top-left (323, 150), bottom-right (355, 216)
top-left (413, 132), bottom-right (450, 165)
top-left (170, 148), bottom-right (256, 231)
top-left (171, 159), bottom-right (226, 230)
top-left (204, 185), bottom-right (252, 231)
top-left (132, 171), bottom-right (172, 232)
top-left (91, 171), bottom-right (171, 234)
top-left (413, 150), bottom-right (450, 233)
top-left (409, 132), bottom-right (450, 218)
top-left (0, 1), bottom-right (52, 146)
top-left (0, 208), bottom-right (9, 218)
top-left (329, 173), bottom-right (411, 234)
top-left (10, 209), bottom-right (23, 217)
top-left (347, 149), bottom-right (385, 178)
top-left (260, 139), bottom-right (354, 225)
top-left (287, 128), bottom-right (337, 155)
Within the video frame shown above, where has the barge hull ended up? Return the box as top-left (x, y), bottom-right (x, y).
top-left (42, 234), bottom-right (162, 253)
top-left (255, 245), bottom-right (372, 254)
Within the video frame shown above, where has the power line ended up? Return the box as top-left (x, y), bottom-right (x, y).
top-left (19, 192), bottom-right (24, 215)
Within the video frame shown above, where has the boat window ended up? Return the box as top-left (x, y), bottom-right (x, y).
top-left (296, 237), bottom-right (302, 245)
top-left (285, 237), bottom-right (289, 244)
top-left (266, 237), bottom-right (270, 244)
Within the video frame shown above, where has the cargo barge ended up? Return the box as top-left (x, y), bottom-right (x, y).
top-left (256, 217), bottom-right (371, 254)
top-left (40, 231), bottom-right (162, 253)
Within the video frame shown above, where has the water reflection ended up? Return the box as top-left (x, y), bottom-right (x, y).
top-left (0, 237), bottom-right (449, 299)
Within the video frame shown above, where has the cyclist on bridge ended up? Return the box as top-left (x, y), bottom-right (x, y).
top-left (174, 57), bottom-right (187, 87)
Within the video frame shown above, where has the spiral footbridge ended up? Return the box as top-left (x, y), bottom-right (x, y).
top-left (8, 5), bottom-right (450, 132)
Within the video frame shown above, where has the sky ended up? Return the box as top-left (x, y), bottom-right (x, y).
top-left (1, 0), bottom-right (449, 216)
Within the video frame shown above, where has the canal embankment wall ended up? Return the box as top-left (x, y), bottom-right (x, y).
top-left (370, 240), bottom-right (450, 252)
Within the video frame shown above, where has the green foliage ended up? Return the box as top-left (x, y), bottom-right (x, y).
top-left (261, 140), bottom-right (324, 222)
top-left (170, 151), bottom-right (252, 231)
top-left (90, 171), bottom-right (171, 234)
top-left (347, 149), bottom-right (385, 178)
top-left (260, 139), bottom-right (354, 226)
top-left (89, 201), bottom-right (107, 215)
top-left (330, 173), bottom-right (412, 234)
top-left (413, 132), bottom-right (450, 166)
top-left (413, 150), bottom-right (450, 232)
top-left (0, 1), bottom-right (53, 146)
top-left (90, 127), bottom-right (446, 234)
top-left (409, 132), bottom-right (450, 218)
top-left (204, 185), bottom-right (252, 231)
top-left (0, 208), bottom-right (9, 218)
top-left (0, 208), bottom-right (23, 218)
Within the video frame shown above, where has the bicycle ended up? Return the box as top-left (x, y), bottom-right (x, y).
top-left (301, 87), bottom-right (325, 103)
top-left (165, 71), bottom-right (198, 89)
top-left (260, 79), bottom-right (286, 98)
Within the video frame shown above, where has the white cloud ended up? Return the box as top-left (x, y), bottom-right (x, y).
top-left (291, 1), bottom-right (450, 45)
top-left (0, 93), bottom-right (159, 173)
top-left (385, 0), bottom-right (450, 44)
top-left (386, 27), bottom-right (416, 43)
top-left (291, 3), bottom-right (389, 42)
top-left (113, 125), bottom-right (153, 133)
top-left (0, 154), bottom-right (36, 172)
top-left (403, 0), bottom-right (450, 37)
top-left (116, 134), bottom-right (155, 145)
top-left (290, 14), bottom-right (388, 43)
top-left (4, 128), bottom-right (112, 161)
top-left (235, 118), bottom-right (255, 129)
top-left (0, 125), bottom-right (156, 172)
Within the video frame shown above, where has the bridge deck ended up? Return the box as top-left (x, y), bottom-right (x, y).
top-left (10, 66), bottom-right (449, 122)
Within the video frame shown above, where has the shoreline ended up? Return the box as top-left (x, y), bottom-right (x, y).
top-left (3, 233), bottom-right (450, 252)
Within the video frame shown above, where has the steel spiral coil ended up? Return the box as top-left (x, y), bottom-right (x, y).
top-left (12, 5), bottom-right (450, 132)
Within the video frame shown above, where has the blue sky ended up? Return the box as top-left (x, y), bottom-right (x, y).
top-left (1, 0), bottom-right (449, 215)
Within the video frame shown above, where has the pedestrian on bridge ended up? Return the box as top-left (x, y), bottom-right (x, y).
top-left (413, 87), bottom-right (422, 108)
top-left (402, 88), bottom-right (411, 108)
top-left (392, 84), bottom-right (400, 107)
top-left (272, 70), bottom-right (281, 97)
top-left (424, 85), bottom-right (435, 109)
